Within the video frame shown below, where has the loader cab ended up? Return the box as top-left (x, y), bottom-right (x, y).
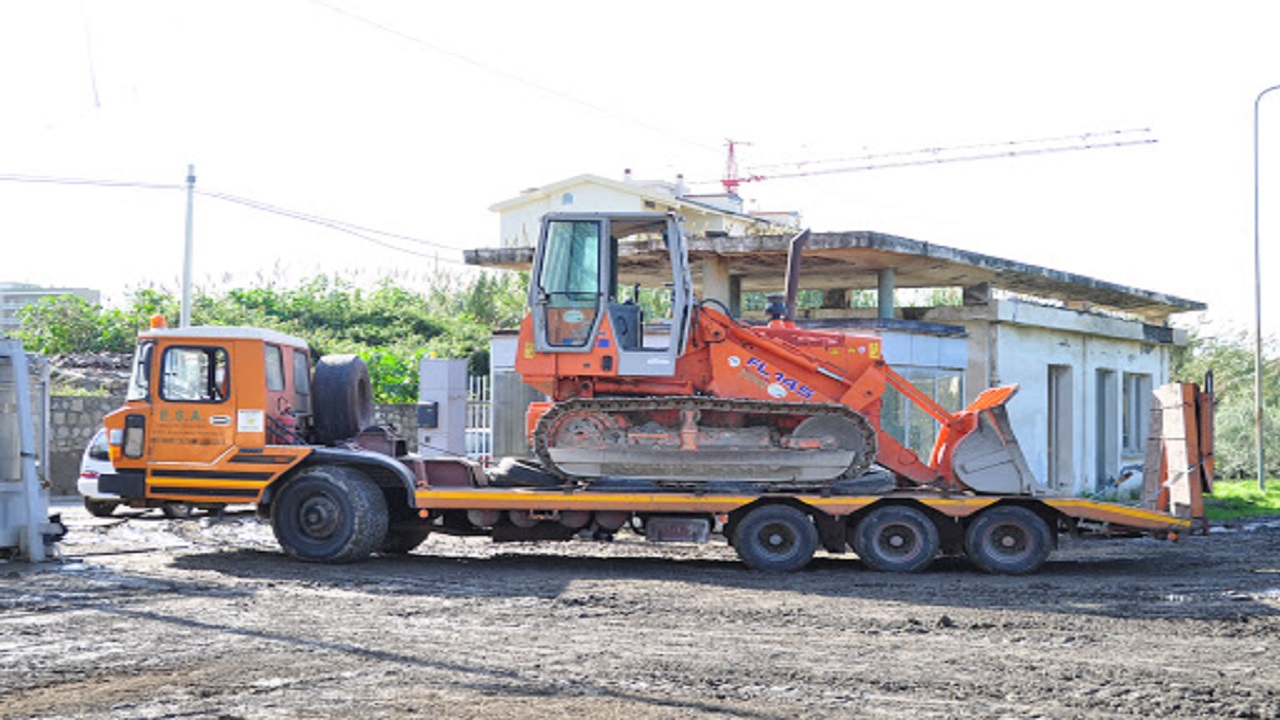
top-left (529, 212), bottom-right (692, 377)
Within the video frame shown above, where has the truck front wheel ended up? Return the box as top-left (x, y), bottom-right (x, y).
top-left (271, 465), bottom-right (388, 563)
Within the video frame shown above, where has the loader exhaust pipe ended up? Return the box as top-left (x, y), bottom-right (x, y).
top-left (782, 228), bottom-right (810, 321)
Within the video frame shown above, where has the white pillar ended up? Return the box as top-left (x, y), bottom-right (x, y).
top-left (418, 358), bottom-right (468, 457)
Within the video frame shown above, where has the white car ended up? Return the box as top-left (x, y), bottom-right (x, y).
top-left (77, 428), bottom-right (121, 517)
top-left (77, 429), bottom-right (205, 518)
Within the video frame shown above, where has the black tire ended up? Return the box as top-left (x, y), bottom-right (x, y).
top-left (380, 526), bottom-right (432, 555)
top-left (851, 505), bottom-right (940, 573)
top-left (965, 506), bottom-right (1054, 575)
top-left (486, 457), bottom-right (562, 488)
top-left (271, 465), bottom-right (389, 563)
top-left (312, 354), bottom-right (374, 444)
top-left (161, 502), bottom-right (195, 519)
top-left (83, 498), bottom-right (118, 518)
top-left (731, 504), bottom-right (819, 573)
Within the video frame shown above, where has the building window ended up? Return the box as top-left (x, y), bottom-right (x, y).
top-left (880, 368), bottom-right (964, 459)
top-left (1122, 372), bottom-right (1152, 455)
top-left (561, 192), bottom-right (573, 205)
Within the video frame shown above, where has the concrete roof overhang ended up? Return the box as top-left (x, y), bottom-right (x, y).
top-left (464, 230), bottom-right (1205, 323)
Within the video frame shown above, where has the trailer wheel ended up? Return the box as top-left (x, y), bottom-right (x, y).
top-left (161, 502), bottom-right (195, 519)
top-left (732, 504), bottom-right (818, 573)
top-left (271, 465), bottom-right (388, 563)
top-left (965, 506), bottom-right (1053, 575)
top-left (313, 354), bottom-right (374, 444)
top-left (379, 526), bottom-right (432, 555)
top-left (851, 505), bottom-right (940, 573)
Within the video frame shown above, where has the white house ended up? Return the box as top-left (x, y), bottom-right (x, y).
top-left (489, 171), bottom-right (799, 248)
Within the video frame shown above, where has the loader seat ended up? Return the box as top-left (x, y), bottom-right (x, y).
top-left (609, 302), bottom-right (642, 351)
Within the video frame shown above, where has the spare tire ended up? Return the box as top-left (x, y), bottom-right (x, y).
top-left (487, 457), bottom-right (563, 488)
top-left (313, 354), bottom-right (374, 444)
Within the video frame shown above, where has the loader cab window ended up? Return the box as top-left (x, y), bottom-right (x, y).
top-left (536, 219), bottom-right (603, 348)
top-left (160, 346), bottom-right (231, 403)
top-left (614, 223), bottom-right (678, 352)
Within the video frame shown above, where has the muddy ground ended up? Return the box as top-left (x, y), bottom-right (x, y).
top-left (2, 503), bottom-right (1278, 720)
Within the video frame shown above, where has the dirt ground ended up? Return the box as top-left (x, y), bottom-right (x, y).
top-left (2, 502), bottom-right (1278, 720)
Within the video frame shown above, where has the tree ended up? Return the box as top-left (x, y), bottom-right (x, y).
top-left (1171, 329), bottom-right (1279, 480)
top-left (18, 271), bottom-right (529, 404)
top-left (15, 295), bottom-right (137, 354)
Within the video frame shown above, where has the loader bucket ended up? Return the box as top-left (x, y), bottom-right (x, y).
top-left (942, 386), bottom-right (1047, 496)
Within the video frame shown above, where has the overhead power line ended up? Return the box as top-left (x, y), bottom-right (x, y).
top-left (0, 171), bottom-right (467, 265)
top-left (0, 172), bottom-right (181, 191)
top-left (309, 0), bottom-right (721, 157)
top-left (197, 189), bottom-right (461, 256)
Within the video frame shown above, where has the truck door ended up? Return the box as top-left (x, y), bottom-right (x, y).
top-left (148, 341), bottom-right (237, 465)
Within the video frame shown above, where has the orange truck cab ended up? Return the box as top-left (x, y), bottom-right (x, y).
top-left (99, 321), bottom-right (437, 562)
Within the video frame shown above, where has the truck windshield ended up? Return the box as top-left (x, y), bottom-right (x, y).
top-left (125, 341), bottom-right (153, 401)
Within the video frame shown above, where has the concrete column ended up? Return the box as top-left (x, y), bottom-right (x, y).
top-left (728, 275), bottom-right (742, 318)
top-left (877, 268), bottom-right (896, 320)
top-left (418, 358), bottom-right (468, 457)
top-left (700, 255), bottom-right (731, 306)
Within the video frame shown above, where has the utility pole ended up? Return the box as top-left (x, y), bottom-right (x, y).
top-left (181, 164), bottom-right (196, 328)
top-left (1253, 87), bottom-right (1279, 491)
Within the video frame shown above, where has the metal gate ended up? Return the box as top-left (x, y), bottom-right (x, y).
top-left (465, 374), bottom-right (492, 465)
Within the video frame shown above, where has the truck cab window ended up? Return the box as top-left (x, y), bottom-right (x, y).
top-left (265, 345), bottom-right (286, 392)
top-left (161, 346), bottom-right (231, 403)
top-left (126, 341), bottom-right (154, 401)
top-left (292, 349), bottom-right (312, 414)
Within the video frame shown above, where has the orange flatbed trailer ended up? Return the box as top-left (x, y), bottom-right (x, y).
top-left (412, 486), bottom-right (1191, 535)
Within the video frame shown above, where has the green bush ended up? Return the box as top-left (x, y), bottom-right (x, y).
top-left (1171, 329), bottom-right (1279, 480)
top-left (17, 271), bottom-right (528, 404)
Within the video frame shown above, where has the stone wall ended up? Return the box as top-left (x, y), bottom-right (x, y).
top-left (372, 404), bottom-right (419, 453)
top-left (49, 395), bottom-right (124, 496)
top-left (49, 398), bottom-right (421, 497)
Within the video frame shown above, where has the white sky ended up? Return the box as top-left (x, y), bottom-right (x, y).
top-left (1, 1), bottom-right (1277, 342)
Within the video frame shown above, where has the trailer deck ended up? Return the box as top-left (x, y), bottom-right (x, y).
top-left (412, 486), bottom-right (1191, 536)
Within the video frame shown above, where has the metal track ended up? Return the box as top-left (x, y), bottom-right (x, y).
top-left (533, 396), bottom-right (877, 489)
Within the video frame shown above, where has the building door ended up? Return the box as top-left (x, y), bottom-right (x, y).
top-left (1047, 365), bottom-right (1074, 491)
top-left (1095, 369), bottom-right (1119, 491)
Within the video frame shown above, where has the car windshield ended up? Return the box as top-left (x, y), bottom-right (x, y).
top-left (88, 429), bottom-right (109, 460)
top-left (126, 341), bottom-right (153, 401)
